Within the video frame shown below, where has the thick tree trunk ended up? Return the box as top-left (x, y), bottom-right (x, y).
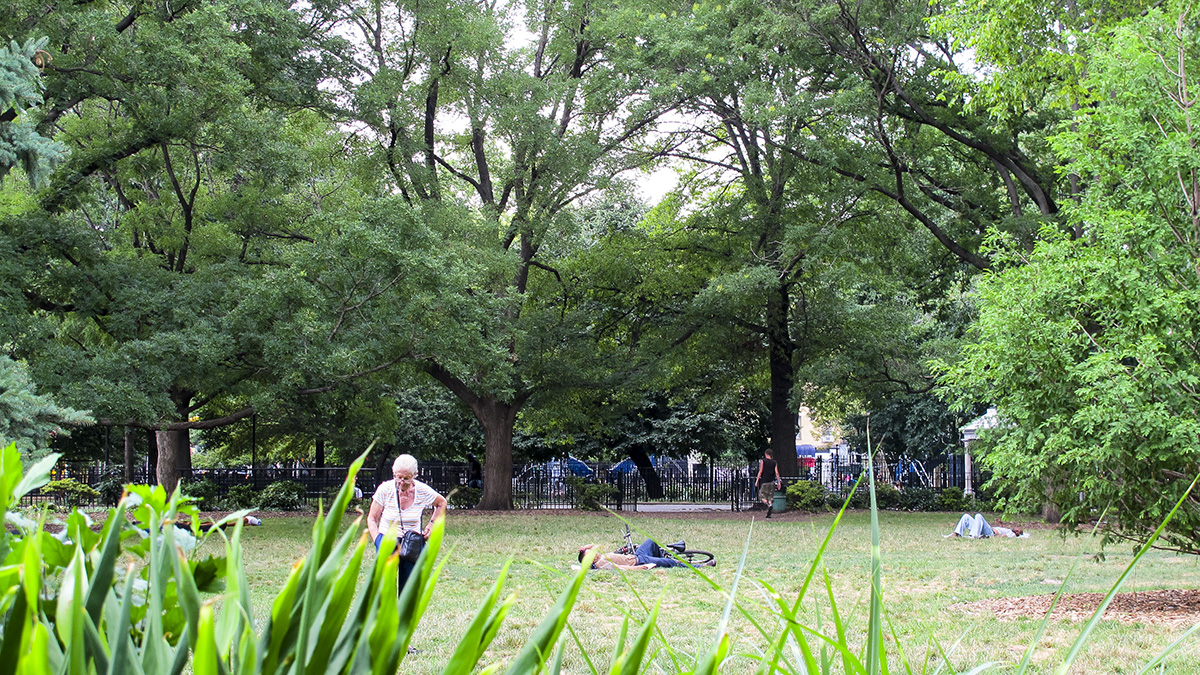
top-left (424, 362), bottom-right (528, 510)
top-left (472, 396), bottom-right (519, 510)
top-left (767, 284), bottom-right (799, 479)
top-left (154, 388), bottom-right (194, 492)
top-left (627, 446), bottom-right (663, 499)
top-left (123, 426), bottom-right (136, 483)
top-left (156, 429), bottom-right (182, 493)
top-left (316, 438), bottom-right (326, 467)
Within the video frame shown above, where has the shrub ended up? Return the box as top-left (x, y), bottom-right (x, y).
top-left (874, 482), bottom-right (901, 509)
top-left (224, 483), bottom-right (258, 509)
top-left (826, 487), bottom-right (869, 510)
top-left (259, 480), bottom-right (307, 510)
top-left (785, 480), bottom-right (827, 511)
top-left (565, 475), bottom-right (616, 511)
top-left (897, 486), bottom-right (938, 511)
top-left (936, 486), bottom-right (971, 512)
top-left (448, 486), bottom-right (481, 509)
top-left (181, 478), bottom-right (221, 510)
top-left (971, 498), bottom-right (996, 513)
top-left (321, 485), bottom-right (362, 512)
top-left (39, 477), bottom-right (99, 506)
top-left (95, 469), bottom-right (126, 506)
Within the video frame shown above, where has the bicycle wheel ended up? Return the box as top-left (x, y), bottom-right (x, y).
top-left (680, 549), bottom-right (714, 566)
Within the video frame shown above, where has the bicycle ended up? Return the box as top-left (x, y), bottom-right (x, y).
top-left (615, 524), bottom-right (715, 567)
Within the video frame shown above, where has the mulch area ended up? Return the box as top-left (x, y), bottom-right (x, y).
top-left (953, 589), bottom-right (1200, 628)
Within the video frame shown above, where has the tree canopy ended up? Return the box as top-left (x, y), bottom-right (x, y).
top-left (940, 0), bottom-right (1200, 552)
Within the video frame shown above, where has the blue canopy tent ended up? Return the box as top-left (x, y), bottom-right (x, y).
top-left (610, 458), bottom-right (637, 475)
top-left (797, 443), bottom-right (817, 470)
top-left (565, 456), bottom-right (594, 477)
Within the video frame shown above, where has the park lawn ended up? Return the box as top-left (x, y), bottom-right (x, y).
top-left (211, 509), bottom-right (1200, 674)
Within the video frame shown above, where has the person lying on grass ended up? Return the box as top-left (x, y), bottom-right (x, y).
top-left (947, 513), bottom-right (1025, 539)
top-left (578, 539), bottom-right (714, 570)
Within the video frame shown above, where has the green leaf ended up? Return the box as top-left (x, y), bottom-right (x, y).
top-left (503, 551), bottom-right (591, 675)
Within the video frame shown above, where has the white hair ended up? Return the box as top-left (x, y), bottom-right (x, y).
top-left (392, 454), bottom-right (418, 474)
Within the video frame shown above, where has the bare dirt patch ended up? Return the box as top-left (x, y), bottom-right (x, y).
top-left (953, 589), bottom-right (1200, 627)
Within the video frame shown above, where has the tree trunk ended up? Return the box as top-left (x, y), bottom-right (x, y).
top-left (424, 362), bottom-right (528, 510)
top-left (373, 442), bottom-right (393, 487)
top-left (123, 426), bottom-right (136, 483)
top-left (472, 396), bottom-right (519, 510)
top-left (316, 437), bottom-right (326, 467)
top-left (1042, 501), bottom-right (1061, 524)
top-left (147, 429), bottom-right (158, 484)
top-left (156, 429), bottom-right (182, 493)
top-left (627, 446), bottom-right (663, 499)
top-left (155, 388), bottom-right (194, 492)
top-left (767, 284), bottom-right (799, 479)
top-left (1043, 479), bottom-right (1062, 524)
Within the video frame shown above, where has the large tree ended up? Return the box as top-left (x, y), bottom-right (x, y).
top-left (329, 0), bottom-right (676, 508)
top-left (0, 0), bottom-right (346, 490)
top-left (941, 0), bottom-right (1200, 552)
top-left (622, 0), bottom-right (874, 478)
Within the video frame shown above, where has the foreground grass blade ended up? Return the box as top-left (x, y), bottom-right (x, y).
top-left (1133, 621), bottom-right (1200, 674)
top-left (866, 418), bottom-right (883, 675)
top-left (305, 527), bottom-right (370, 669)
top-left (443, 559), bottom-right (516, 675)
top-left (612, 598), bottom-right (659, 675)
top-left (193, 602), bottom-right (223, 675)
top-left (693, 525), bottom-right (755, 675)
top-left (791, 472), bottom-right (868, 618)
top-left (1053, 476), bottom-right (1199, 675)
top-left (1012, 507), bottom-right (1113, 675)
top-left (0, 588), bottom-right (28, 675)
top-left (503, 555), bottom-right (591, 675)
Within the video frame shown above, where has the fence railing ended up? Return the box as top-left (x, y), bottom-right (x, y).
top-left (18, 454), bottom-right (985, 511)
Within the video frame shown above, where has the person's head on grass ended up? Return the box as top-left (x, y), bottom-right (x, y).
top-left (578, 544), bottom-right (601, 568)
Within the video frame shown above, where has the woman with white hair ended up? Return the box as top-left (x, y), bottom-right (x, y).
top-left (367, 454), bottom-right (448, 593)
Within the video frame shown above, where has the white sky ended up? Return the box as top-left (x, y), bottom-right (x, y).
top-left (635, 165), bottom-right (680, 205)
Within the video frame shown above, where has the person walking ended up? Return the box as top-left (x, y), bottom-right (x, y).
top-left (466, 453), bottom-right (483, 489)
top-left (754, 449), bottom-right (781, 518)
top-left (367, 454), bottom-right (448, 593)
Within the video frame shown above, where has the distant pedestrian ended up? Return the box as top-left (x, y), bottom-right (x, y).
top-left (466, 453), bottom-right (483, 489)
top-left (754, 449), bottom-right (781, 518)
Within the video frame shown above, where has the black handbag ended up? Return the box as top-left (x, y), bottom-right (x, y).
top-left (396, 487), bottom-right (425, 563)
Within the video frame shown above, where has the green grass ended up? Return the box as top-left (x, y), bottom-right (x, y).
top-left (214, 509), bottom-right (1200, 674)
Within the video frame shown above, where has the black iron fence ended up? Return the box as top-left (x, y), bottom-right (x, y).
top-left (18, 453), bottom-right (984, 511)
